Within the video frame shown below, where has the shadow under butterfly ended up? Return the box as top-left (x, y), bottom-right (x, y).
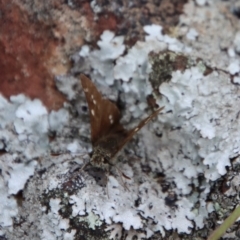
top-left (78, 74), bottom-right (164, 188)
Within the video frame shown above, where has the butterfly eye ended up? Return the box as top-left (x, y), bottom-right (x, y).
top-left (103, 156), bottom-right (110, 163)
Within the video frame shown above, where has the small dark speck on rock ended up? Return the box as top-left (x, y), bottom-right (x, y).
top-left (165, 191), bottom-right (178, 208)
top-left (81, 105), bottom-right (88, 112)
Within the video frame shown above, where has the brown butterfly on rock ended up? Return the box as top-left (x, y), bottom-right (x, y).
top-left (80, 74), bottom-right (164, 173)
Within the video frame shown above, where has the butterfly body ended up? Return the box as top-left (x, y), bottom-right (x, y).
top-left (80, 74), bottom-right (163, 170)
top-left (91, 131), bottom-right (128, 169)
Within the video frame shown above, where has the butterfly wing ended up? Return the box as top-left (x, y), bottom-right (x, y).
top-left (80, 74), bottom-right (124, 145)
top-left (110, 106), bottom-right (164, 158)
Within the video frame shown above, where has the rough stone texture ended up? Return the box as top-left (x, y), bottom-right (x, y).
top-left (1, 0), bottom-right (240, 240)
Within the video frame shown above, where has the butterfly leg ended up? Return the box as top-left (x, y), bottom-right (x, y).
top-left (114, 165), bottom-right (130, 192)
top-left (105, 171), bottom-right (110, 199)
top-left (80, 161), bottom-right (90, 172)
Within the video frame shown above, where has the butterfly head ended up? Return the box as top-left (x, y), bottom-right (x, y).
top-left (90, 145), bottom-right (111, 170)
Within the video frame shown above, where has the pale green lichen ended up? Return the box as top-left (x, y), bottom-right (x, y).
top-left (79, 211), bottom-right (103, 230)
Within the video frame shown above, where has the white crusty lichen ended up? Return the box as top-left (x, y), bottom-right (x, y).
top-left (157, 62), bottom-right (238, 181)
top-left (0, 94), bottom-right (70, 238)
top-left (0, 95), bottom-right (46, 235)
